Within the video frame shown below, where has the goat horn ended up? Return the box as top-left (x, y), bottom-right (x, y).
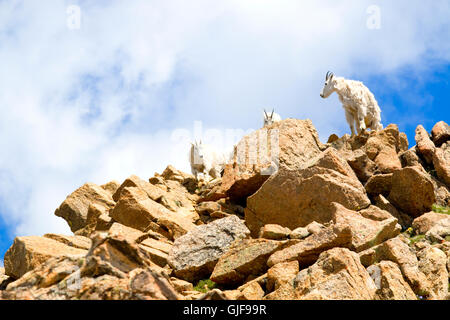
top-left (271, 109), bottom-right (274, 117)
top-left (264, 109), bottom-right (268, 118)
top-left (326, 71), bottom-right (331, 80)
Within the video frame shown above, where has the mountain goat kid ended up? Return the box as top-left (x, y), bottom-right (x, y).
top-left (320, 71), bottom-right (383, 136)
top-left (189, 141), bottom-right (229, 181)
top-left (263, 109), bottom-right (282, 127)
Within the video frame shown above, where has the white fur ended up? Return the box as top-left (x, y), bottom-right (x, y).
top-left (189, 141), bottom-right (229, 181)
top-left (320, 73), bottom-right (383, 136)
top-left (263, 109), bottom-right (282, 127)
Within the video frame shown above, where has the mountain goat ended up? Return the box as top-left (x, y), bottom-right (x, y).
top-left (263, 109), bottom-right (282, 127)
top-left (320, 71), bottom-right (383, 136)
top-left (189, 141), bottom-right (229, 181)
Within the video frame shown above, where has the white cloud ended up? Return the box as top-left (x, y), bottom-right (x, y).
top-left (0, 0), bottom-right (449, 239)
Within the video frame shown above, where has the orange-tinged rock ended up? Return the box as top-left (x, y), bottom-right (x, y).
top-left (259, 224), bottom-right (291, 240)
top-left (431, 121), bottom-right (450, 147)
top-left (207, 119), bottom-right (325, 202)
top-left (267, 223), bottom-right (352, 267)
top-left (55, 183), bottom-right (115, 232)
top-left (367, 261), bottom-right (416, 300)
top-left (43, 234), bottom-right (92, 250)
top-left (412, 211), bottom-right (449, 234)
top-left (266, 260), bottom-right (299, 292)
top-left (415, 125), bottom-right (435, 164)
top-left (388, 166), bottom-right (436, 218)
top-left (364, 173), bottom-right (392, 196)
top-left (100, 180), bottom-right (121, 196)
top-left (359, 236), bottom-right (432, 298)
top-left (238, 281), bottom-right (265, 300)
top-left (4, 236), bottom-right (87, 279)
top-left (332, 203), bottom-right (401, 252)
top-left (110, 186), bottom-right (195, 239)
top-left (432, 143), bottom-right (450, 186)
top-left (417, 247), bottom-right (448, 300)
top-left (210, 239), bottom-right (285, 285)
top-left (246, 148), bottom-right (370, 236)
top-left (293, 248), bottom-right (377, 300)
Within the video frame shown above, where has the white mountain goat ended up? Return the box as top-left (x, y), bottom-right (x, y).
top-left (320, 71), bottom-right (383, 136)
top-left (189, 141), bottom-right (229, 181)
top-left (263, 109), bottom-right (282, 127)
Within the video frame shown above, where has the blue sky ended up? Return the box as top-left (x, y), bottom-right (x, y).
top-left (0, 1), bottom-right (450, 262)
top-left (367, 64), bottom-right (450, 142)
top-left (0, 216), bottom-right (11, 267)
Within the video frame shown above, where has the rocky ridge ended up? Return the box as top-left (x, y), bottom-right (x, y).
top-left (1, 119), bottom-right (449, 300)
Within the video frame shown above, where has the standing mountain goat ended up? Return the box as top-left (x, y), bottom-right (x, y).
top-left (263, 109), bottom-right (282, 127)
top-left (320, 71), bottom-right (383, 136)
top-left (189, 141), bottom-right (228, 181)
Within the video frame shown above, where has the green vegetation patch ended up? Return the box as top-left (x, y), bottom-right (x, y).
top-left (193, 279), bottom-right (217, 293)
top-left (409, 235), bottom-right (426, 245)
top-left (432, 204), bottom-right (450, 215)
